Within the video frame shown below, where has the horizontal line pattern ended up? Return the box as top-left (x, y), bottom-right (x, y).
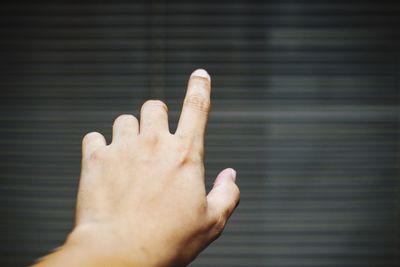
top-left (0, 1), bottom-right (399, 266)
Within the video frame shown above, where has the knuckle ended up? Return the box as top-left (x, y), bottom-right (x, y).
top-left (89, 147), bottom-right (107, 162)
top-left (188, 152), bottom-right (203, 165)
top-left (196, 201), bottom-right (208, 215)
top-left (83, 132), bottom-right (103, 144)
top-left (114, 114), bottom-right (137, 125)
top-left (184, 94), bottom-right (210, 113)
top-left (142, 100), bottom-right (168, 112)
top-left (177, 142), bottom-right (202, 165)
top-left (143, 133), bottom-right (159, 146)
top-left (180, 153), bottom-right (199, 165)
top-left (213, 215), bottom-right (227, 236)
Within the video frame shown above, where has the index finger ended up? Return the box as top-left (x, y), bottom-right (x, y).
top-left (175, 69), bottom-right (211, 143)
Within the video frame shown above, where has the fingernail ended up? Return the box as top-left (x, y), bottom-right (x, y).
top-left (229, 168), bottom-right (237, 182)
top-left (190, 69), bottom-right (211, 82)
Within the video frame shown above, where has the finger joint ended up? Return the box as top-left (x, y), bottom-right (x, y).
top-left (184, 94), bottom-right (210, 113)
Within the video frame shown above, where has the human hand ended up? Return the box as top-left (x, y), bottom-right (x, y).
top-left (34, 69), bottom-right (240, 267)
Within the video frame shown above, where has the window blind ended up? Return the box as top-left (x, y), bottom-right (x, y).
top-left (0, 1), bottom-right (399, 266)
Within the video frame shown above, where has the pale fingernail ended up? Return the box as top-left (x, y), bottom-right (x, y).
top-left (190, 68), bottom-right (211, 82)
top-left (228, 168), bottom-right (237, 182)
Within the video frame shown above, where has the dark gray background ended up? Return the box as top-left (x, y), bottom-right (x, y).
top-left (0, 1), bottom-right (399, 266)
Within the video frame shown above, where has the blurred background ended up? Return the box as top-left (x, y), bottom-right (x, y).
top-left (0, 0), bottom-right (399, 266)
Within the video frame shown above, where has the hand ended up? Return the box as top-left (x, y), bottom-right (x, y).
top-left (34, 69), bottom-right (240, 267)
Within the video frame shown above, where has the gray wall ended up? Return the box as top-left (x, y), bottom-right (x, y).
top-left (0, 1), bottom-right (399, 266)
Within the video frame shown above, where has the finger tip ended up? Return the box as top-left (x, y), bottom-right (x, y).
top-left (214, 168), bottom-right (237, 186)
top-left (228, 168), bottom-right (237, 182)
top-left (191, 68), bottom-right (211, 82)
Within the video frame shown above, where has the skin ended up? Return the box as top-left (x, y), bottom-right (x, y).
top-left (33, 69), bottom-right (240, 267)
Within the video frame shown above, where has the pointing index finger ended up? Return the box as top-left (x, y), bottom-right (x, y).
top-left (175, 69), bottom-right (211, 142)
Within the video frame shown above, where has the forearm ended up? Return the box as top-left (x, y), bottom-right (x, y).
top-left (33, 243), bottom-right (122, 267)
top-left (33, 226), bottom-right (142, 267)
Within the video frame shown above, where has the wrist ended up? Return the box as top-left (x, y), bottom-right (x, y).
top-left (60, 224), bottom-right (145, 267)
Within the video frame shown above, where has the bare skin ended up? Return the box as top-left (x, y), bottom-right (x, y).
top-left (33, 69), bottom-right (240, 267)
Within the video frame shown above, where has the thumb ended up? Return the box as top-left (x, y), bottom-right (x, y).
top-left (207, 168), bottom-right (240, 232)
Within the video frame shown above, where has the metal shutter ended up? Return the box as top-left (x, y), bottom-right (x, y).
top-left (0, 1), bottom-right (399, 266)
